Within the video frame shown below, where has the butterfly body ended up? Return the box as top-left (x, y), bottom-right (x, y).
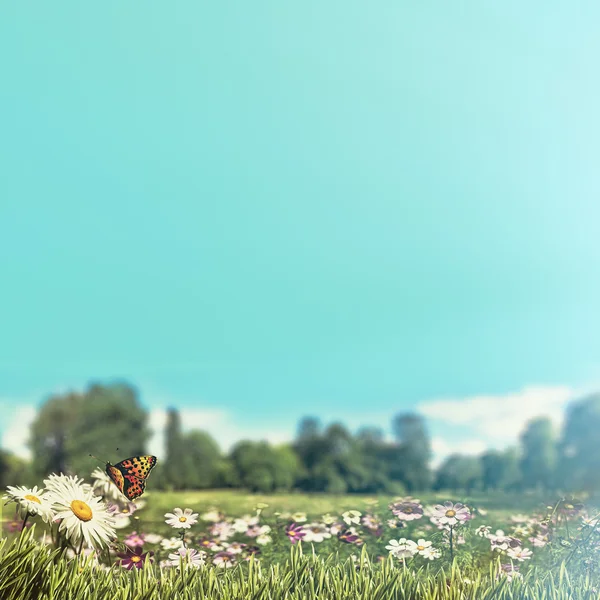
top-left (106, 455), bottom-right (157, 501)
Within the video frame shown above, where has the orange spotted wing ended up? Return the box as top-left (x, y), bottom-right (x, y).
top-left (106, 455), bottom-right (157, 501)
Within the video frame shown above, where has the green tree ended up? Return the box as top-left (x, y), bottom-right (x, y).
top-left (392, 413), bottom-right (432, 490)
top-left (67, 383), bottom-right (150, 476)
top-left (163, 407), bottom-right (186, 489)
top-left (29, 383), bottom-right (150, 478)
top-left (0, 450), bottom-right (31, 488)
top-left (520, 417), bottom-right (556, 491)
top-left (30, 392), bottom-right (83, 476)
top-left (178, 430), bottom-right (221, 489)
top-left (558, 393), bottom-right (600, 492)
top-left (481, 448), bottom-right (521, 491)
top-left (434, 454), bottom-right (482, 493)
top-left (230, 440), bottom-right (301, 493)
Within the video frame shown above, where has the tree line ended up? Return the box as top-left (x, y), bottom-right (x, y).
top-left (1, 382), bottom-right (599, 494)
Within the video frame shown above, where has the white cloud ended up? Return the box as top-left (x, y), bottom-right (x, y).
top-left (148, 407), bottom-right (293, 460)
top-left (430, 436), bottom-right (488, 468)
top-left (1, 404), bottom-right (36, 459)
top-left (418, 385), bottom-right (574, 444)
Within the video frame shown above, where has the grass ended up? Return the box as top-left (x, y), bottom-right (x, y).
top-left (1, 529), bottom-right (599, 600)
top-left (1, 489), bottom-right (598, 599)
top-left (141, 489), bottom-right (549, 525)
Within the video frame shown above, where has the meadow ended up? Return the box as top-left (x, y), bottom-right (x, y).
top-left (2, 473), bottom-right (600, 600)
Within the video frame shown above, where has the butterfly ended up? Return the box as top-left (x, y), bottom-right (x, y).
top-left (105, 455), bottom-right (157, 501)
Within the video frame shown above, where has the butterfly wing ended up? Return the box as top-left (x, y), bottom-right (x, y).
top-left (122, 474), bottom-right (147, 501)
top-left (106, 464), bottom-right (126, 495)
top-left (112, 456), bottom-right (157, 501)
top-left (114, 456), bottom-right (157, 480)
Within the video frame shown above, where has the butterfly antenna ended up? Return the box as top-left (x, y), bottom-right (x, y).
top-left (89, 454), bottom-right (107, 465)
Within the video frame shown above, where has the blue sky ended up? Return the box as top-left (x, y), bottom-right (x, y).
top-left (1, 2), bottom-right (599, 463)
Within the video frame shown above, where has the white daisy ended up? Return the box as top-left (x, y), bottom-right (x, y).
top-left (164, 507), bottom-right (199, 529)
top-left (3, 485), bottom-right (55, 523)
top-left (44, 473), bottom-right (92, 498)
top-left (47, 477), bottom-right (116, 550)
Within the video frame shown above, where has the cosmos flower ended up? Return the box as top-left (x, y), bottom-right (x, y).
top-left (4, 513), bottom-right (33, 533)
top-left (291, 512), bottom-right (307, 523)
top-left (200, 509), bottom-right (223, 522)
top-left (256, 534), bottom-right (272, 545)
top-left (476, 525), bottom-right (491, 537)
top-left (389, 501), bottom-right (424, 521)
top-left (420, 546), bottom-right (441, 560)
top-left (507, 547), bottom-right (533, 561)
top-left (167, 547), bottom-right (206, 569)
top-left (213, 552), bottom-right (236, 568)
top-left (161, 537), bottom-right (185, 550)
top-left (342, 511), bottom-right (361, 526)
top-left (286, 523), bottom-right (306, 544)
top-left (117, 546), bottom-right (154, 570)
top-left (430, 502), bottom-right (470, 527)
top-left (338, 530), bottom-right (362, 545)
top-left (124, 531), bottom-right (145, 548)
top-left (224, 541), bottom-right (246, 554)
top-left (302, 523), bottom-right (332, 543)
top-left (385, 538), bottom-right (418, 559)
top-left (164, 508), bottom-right (199, 529)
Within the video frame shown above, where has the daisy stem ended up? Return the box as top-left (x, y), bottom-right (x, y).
top-left (17, 513), bottom-right (29, 548)
top-left (449, 526), bottom-right (454, 564)
top-left (77, 537), bottom-right (84, 556)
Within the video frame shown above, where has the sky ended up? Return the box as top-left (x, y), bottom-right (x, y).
top-left (1, 2), bottom-right (600, 466)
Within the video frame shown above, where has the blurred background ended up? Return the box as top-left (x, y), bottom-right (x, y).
top-left (1, 2), bottom-right (599, 496)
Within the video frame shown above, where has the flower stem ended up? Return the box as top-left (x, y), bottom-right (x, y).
top-left (17, 513), bottom-right (29, 548)
top-left (449, 526), bottom-right (454, 564)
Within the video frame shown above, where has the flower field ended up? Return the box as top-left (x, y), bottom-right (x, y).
top-left (1, 470), bottom-right (600, 599)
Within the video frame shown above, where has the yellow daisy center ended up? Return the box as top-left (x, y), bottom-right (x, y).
top-left (179, 516), bottom-right (187, 522)
top-left (404, 507), bottom-right (413, 513)
top-left (445, 510), bottom-right (456, 517)
top-left (24, 494), bottom-right (41, 504)
top-left (131, 556), bottom-right (142, 563)
top-left (417, 545), bottom-right (425, 551)
top-left (71, 500), bottom-right (93, 522)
